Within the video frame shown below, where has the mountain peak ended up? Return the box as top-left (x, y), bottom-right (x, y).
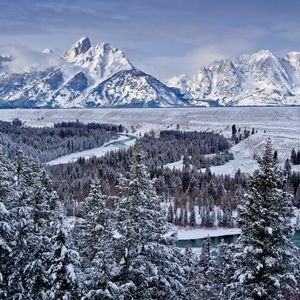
top-left (64, 37), bottom-right (91, 60)
top-left (250, 49), bottom-right (275, 61)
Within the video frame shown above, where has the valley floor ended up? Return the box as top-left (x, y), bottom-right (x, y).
top-left (1, 107), bottom-right (296, 174)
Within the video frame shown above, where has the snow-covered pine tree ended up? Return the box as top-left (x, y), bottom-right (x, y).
top-left (199, 235), bottom-right (211, 273)
top-left (184, 246), bottom-right (204, 299)
top-left (228, 139), bottom-right (298, 300)
top-left (189, 206), bottom-right (196, 227)
top-left (78, 181), bottom-right (118, 299)
top-left (196, 235), bottom-right (214, 298)
top-left (0, 147), bottom-right (16, 298)
top-left (46, 205), bottom-right (81, 300)
top-left (0, 146), bottom-right (15, 207)
top-left (9, 151), bottom-right (59, 298)
top-left (207, 240), bottom-right (235, 299)
top-left (113, 145), bottom-right (188, 299)
top-left (0, 202), bottom-right (13, 299)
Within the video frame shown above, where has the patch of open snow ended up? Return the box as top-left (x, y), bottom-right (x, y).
top-left (177, 227), bottom-right (241, 240)
top-left (46, 134), bottom-right (136, 165)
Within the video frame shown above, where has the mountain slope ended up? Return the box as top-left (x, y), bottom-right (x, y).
top-left (167, 50), bottom-right (300, 106)
top-left (86, 69), bottom-right (186, 108)
top-left (0, 37), bottom-right (185, 108)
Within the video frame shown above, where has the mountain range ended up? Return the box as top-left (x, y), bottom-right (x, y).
top-left (0, 37), bottom-right (300, 108)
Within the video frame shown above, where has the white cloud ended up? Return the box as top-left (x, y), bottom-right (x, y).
top-left (139, 37), bottom-right (258, 81)
top-left (0, 45), bottom-right (61, 74)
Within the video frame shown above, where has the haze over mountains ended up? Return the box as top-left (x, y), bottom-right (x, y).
top-left (0, 37), bottom-right (300, 108)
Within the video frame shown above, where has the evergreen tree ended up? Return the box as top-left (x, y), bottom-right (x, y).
top-left (291, 148), bottom-right (297, 164)
top-left (167, 204), bottom-right (174, 223)
top-left (0, 147), bottom-right (15, 298)
top-left (199, 235), bottom-right (211, 274)
top-left (284, 159), bottom-right (292, 176)
top-left (184, 247), bottom-right (204, 299)
top-left (46, 206), bottom-right (81, 300)
top-left (189, 206), bottom-right (196, 227)
top-left (0, 202), bottom-right (13, 299)
top-left (197, 236), bottom-right (213, 299)
top-left (9, 151), bottom-right (59, 298)
top-left (113, 146), bottom-right (188, 299)
top-left (79, 182), bottom-right (118, 299)
top-left (207, 240), bottom-right (235, 299)
top-left (228, 140), bottom-right (298, 300)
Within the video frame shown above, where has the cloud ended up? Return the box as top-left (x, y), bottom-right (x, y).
top-left (139, 33), bottom-right (262, 81)
top-left (0, 45), bottom-right (61, 74)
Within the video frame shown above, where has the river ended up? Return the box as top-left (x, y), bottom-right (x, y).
top-left (177, 230), bottom-right (300, 249)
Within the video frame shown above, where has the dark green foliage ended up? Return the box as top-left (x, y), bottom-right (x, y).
top-left (0, 119), bottom-right (123, 162)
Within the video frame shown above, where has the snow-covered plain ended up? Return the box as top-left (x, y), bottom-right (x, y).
top-left (0, 107), bottom-right (299, 174)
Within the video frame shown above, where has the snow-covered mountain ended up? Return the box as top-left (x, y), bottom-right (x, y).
top-left (1, 40), bottom-right (300, 108)
top-left (0, 37), bottom-right (186, 108)
top-left (167, 50), bottom-right (300, 106)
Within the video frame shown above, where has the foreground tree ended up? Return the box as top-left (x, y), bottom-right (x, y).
top-left (113, 146), bottom-right (188, 299)
top-left (7, 151), bottom-right (60, 298)
top-left (0, 147), bottom-right (15, 298)
top-left (228, 140), bottom-right (299, 299)
top-left (46, 207), bottom-right (81, 300)
top-left (79, 182), bottom-right (118, 299)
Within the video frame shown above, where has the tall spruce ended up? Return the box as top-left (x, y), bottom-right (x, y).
top-left (113, 145), bottom-right (188, 299)
top-left (227, 140), bottom-right (298, 299)
top-left (0, 202), bottom-right (12, 298)
top-left (0, 147), bottom-right (16, 298)
top-left (9, 151), bottom-right (59, 298)
top-left (79, 181), bottom-right (118, 299)
top-left (46, 205), bottom-right (81, 300)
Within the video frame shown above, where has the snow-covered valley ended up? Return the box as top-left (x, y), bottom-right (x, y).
top-left (0, 107), bottom-right (299, 244)
top-left (0, 106), bottom-right (298, 173)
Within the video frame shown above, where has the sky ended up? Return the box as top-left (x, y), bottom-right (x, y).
top-left (0, 0), bottom-right (300, 80)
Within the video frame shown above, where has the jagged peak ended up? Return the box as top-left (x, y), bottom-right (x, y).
top-left (286, 51), bottom-right (300, 61)
top-left (249, 49), bottom-right (276, 61)
top-left (64, 36), bottom-right (92, 60)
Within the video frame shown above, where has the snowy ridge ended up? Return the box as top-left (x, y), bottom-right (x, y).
top-left (167, 49), bottom-right (300, 106)
top-left (1, 40), bottom-right (300, 107)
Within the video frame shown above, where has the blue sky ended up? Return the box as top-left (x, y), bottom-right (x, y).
top-left (0, 0), bottom-right (300, 80)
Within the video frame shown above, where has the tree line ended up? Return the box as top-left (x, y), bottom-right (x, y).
top-left (0, 119), bottom-right (123, 163)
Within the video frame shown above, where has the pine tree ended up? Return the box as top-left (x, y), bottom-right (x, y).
top-left (0, 147), bottom-right (15, 298)
top-left (0, 202), bottom-right (13, 298)
top-left (112, 146), bottom-right (188, 299)
top-left (184, 247), bottom-right (204, 299)
top-left (291, 148), bottom-right (297, 164)
top-left (46, 206), bottom-right (81, 300)
top-left (189, 206), bottom-right (196, 227)
top-left (9, 151), bottom-right (59, 298)
top-left (79, 181), bottom-right (118, 299)
top-left (228, 139), bottom-right (299, 300)
top-left (167, 204), bottom-right (174, 223)
top-left (199, 235), bottom-right (211, 274)
top-left (197, 236), bottom-right (215, 299)
top-left (207, 240), bottom-right (235, 299)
